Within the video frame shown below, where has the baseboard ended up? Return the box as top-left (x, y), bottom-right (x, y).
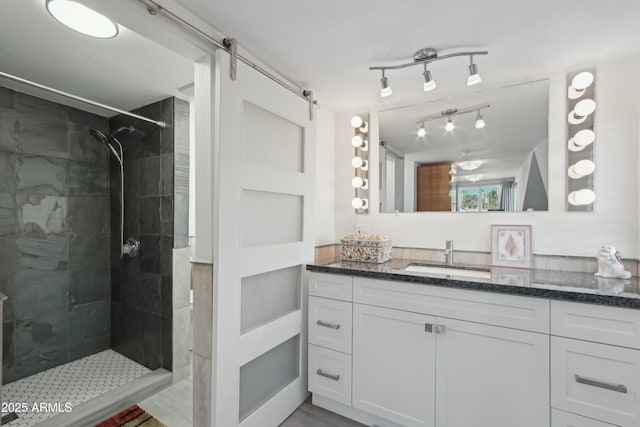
top-left (312, 394), bottom-right (404, 427)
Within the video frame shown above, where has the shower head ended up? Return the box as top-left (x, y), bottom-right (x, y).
top-left (88, 128), bottom-right (110, 145)
top-left (88, 128), bottom-right (123, 165)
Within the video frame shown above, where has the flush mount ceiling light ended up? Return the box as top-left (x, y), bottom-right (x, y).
top-left (465, 174), bottom-right (483, 182)
top-left (458, 160), bottom-right (482, 171)
top-left (416, 104), bottom-right (489, 133)
top-left (370, 47), bottom-right (487, 98)
top-left (568, 71), bottom-right (594, 99)
top-left (46, 0), bottom-right (119, 39)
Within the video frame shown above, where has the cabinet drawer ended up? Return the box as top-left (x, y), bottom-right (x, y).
top-left (353, 277), bottom-right (550, 333)
top-left (309, 296), bottom-right (352, 354)
top-left (552, 409), bottom-right (617, 427)
top-left (309, 272), bottom-right (352, 301)
top-left (551, 300), bottom-right (640, 349)
top-left (551, 336), bottom-right (640, 427)
top-left (308, 344), bottom-right (352, 405)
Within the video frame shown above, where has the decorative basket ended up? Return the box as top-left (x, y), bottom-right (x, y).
top-left (340, 233), bottom-right (392, 263)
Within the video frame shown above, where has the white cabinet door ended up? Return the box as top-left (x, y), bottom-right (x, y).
top-left (352, 303), bottom-right (436, 427)
top-left (435, 317), bottom-right (550, 427)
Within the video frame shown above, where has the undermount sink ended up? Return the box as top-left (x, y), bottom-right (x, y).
top-left (404, 264), bottom-right (491, 279)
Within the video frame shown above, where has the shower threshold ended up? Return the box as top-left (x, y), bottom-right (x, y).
top-left (1, 350), bottom-right (171, 427)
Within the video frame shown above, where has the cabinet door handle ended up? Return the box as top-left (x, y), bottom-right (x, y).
top-left (316, 320), bottom-right (340, 330)
top-left (436, 324), bottom-right (447, 334)
top-left (575, 374), bottom-right (628, 394)
top-left (317, 369), bottom-right (340, 381)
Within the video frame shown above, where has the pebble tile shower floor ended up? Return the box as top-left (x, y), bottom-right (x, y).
top-left (1, 350), bottom-right (151, 426)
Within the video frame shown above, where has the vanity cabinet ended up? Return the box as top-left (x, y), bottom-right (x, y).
top-left (550, 301), bottom-right (640, 427)
top-left (435, 317), bottom-right (549, 427)
top-left (352, 304), bottom-right (436, 427)
top-left (308, 272), bottom-right (551, 427)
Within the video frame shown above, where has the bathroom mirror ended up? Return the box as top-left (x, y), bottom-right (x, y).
top-left (379, 79), bottom-right (549, 213)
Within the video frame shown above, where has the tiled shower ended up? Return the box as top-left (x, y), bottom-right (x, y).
top-left (0, 85), bottom-right (189, 424)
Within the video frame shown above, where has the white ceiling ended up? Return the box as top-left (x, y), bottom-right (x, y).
top-left (379, 80), bottom-right (549, 180)
top-left (0, 0), bottom-right (194, 116)
top-left (174, 0), bottom-right (640, 112)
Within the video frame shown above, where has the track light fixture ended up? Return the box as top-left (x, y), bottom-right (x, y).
top-left (416, 104), bottom-right (489, 132)
top-left (370, 47), bottom-right (487, 98)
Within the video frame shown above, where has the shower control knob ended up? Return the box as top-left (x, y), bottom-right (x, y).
top-left (123, 237), bottom-right (141, 258)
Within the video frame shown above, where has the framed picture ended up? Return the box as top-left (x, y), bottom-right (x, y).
top-left (491, 225), bottom-right (532, 269)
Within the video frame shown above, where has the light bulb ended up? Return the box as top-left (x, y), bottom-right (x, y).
top-left (572, 72), bottom-right (594, 91)
top-left (574, 189), bottom-right (596, 205)
top-left (351, 135), bottom-right (363, 148)
top-left (567, 166), bottom-right (582, 179)
top-left (475, 112), bottom-right (485, 129)
top-left (417, 126), bottom-right (426, 137)
top-left (352, 177), bottom-right (363, 188)
top-left (350, 116), bottom-right (363, 128)
top-left (445, 119), bottom-right (454, 132)
top-left (352, 197), bottom-right (364, 209)
top-left (380, 76), bottom-right (392, 97)
top-left (568, 139), bottom-right (586, 152)
top-left (423, 69), bottom-right (436, 92)
top-left (574, 159), bottom-right (595, 176)
top-left (467, 63), bottom-right (481, 86)
top-left (47, 0), bottom-right (119, 39)
top-left (574, 99), bottom-right (596, 117)
top-left (573, 129), bottom-right (595, 146)
top-left (351, 156), bottom-right (363, 168)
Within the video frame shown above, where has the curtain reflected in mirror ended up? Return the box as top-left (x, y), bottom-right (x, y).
top-left (379, 79), bottom-right (549, 213)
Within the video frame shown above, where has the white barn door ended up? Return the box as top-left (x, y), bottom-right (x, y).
top-left (212, 50), bottom-right (315, 427)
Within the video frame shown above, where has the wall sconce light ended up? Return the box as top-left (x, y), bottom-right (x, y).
top-left (566, 69), bottom-right (596, 211)
top-left (370, 47), bottom-right (488, 98)
top-left (351, 114), bottom-right (369, 213)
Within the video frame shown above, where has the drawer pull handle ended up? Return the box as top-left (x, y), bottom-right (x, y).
top-left (317, 320), bottom-right (340, 330)
top-left (575, 374), bottom-right (628, 394)
top-left (317, 369), bottom-right (340, 381)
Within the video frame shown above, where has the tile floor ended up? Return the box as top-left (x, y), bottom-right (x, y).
top-left (1, 350), bottom-right (150, 426)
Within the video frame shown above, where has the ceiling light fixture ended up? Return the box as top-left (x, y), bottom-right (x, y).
top-left (423, 64), bottom-right (436, 92)
top-left (467, 56), bottom-right (482, 86)
top-left (370, 47), bottom-right (487, 97)
top-left (416, 104), bottom-right (489, 133)
top-left (465, 174), bottom-right (483, 182)
top-left (474, 111), bottom-right (485, 129)
top-left (417, 123), bottom-right (426, 137)
top-left (380, 71), bottom-right (392, 98)
top-left (458, 160), bottom-right (482, 171)
top-left (46, 0), bottom-right (119, 39)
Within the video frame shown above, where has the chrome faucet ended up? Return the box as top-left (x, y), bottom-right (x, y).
top-left (445, 240), bottom-right (453, 265)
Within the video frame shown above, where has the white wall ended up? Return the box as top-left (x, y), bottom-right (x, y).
top-left (314, 108), bottom-right (336, 245)
top-left (333, 55), bottom-right (640, 258)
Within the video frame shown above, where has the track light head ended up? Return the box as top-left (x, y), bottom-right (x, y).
top-left (380, 72), bottom-right (392, 97)
top-left (445, 118), bottom-right (454, 132)
top-left (467, 58), bottom-right (482, 86)
top-left (423, 66), bottom-right (436, 92)
top-left (475, 111), bottom-right (485, 129)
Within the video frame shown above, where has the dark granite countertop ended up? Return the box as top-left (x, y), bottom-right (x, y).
top-left (306, 259), bottom-right (640, 309)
